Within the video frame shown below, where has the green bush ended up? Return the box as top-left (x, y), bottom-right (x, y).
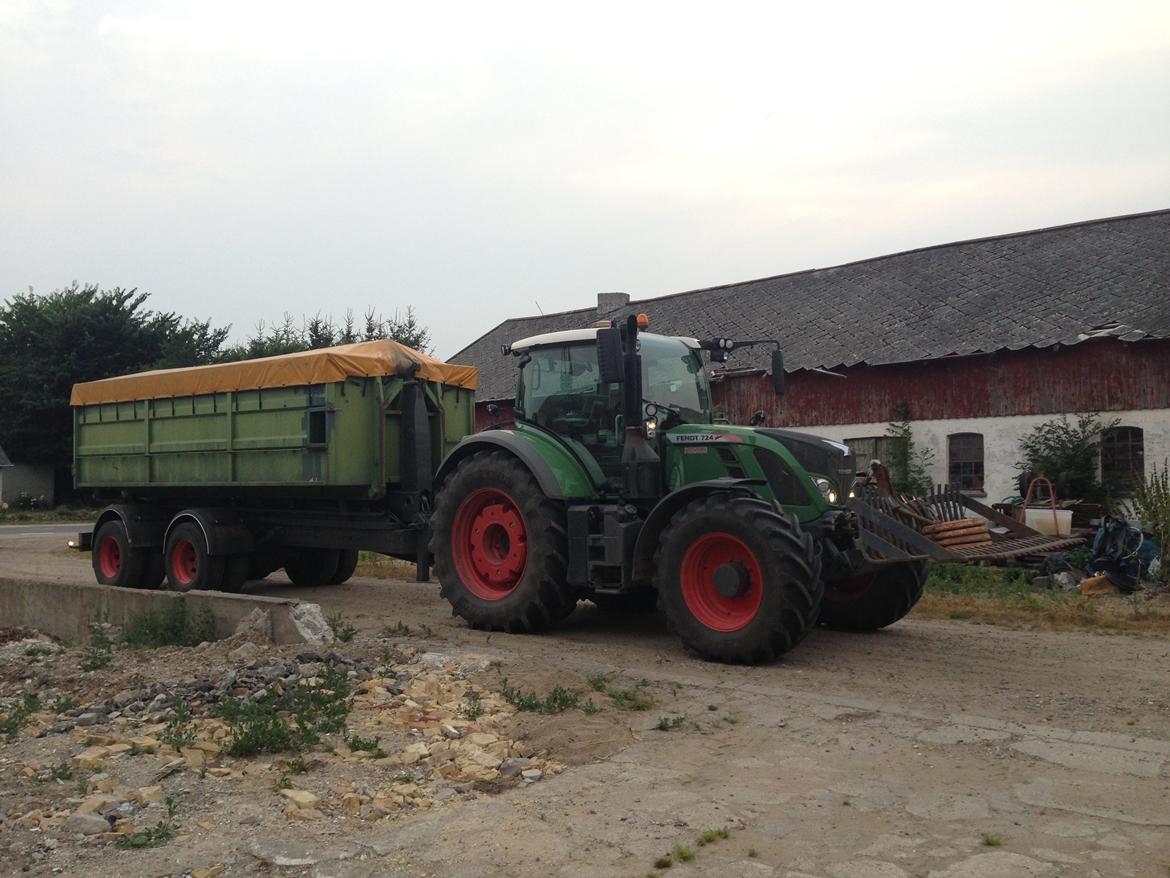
top-left (125, 599), bottom-right (216, 648)
top-left (1017, 413), bottom-right (1116, 502)
top-left (1126, 461), bottom-right (1170, 577)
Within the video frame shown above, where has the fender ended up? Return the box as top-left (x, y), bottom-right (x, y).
top-left (631, 478), bottom-right (766, 581)
top-left (434, 429), bottom-right (598, 500)
top-left (163, 508), bottom-right (256, 556)
top-left (93, 504), bottom-right (169, 550)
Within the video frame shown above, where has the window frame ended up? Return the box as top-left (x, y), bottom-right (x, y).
top-left (1101, 425), bottom-right (1144, 493)
top-left (947, 432), bottom-right (985, 494)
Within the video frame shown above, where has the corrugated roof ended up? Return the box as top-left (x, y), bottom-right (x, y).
top-left (450, 209), bottom-right (1170, 401)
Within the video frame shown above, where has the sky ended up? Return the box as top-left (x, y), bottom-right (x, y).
top-left (2, 1), bottom-right (1168, 358)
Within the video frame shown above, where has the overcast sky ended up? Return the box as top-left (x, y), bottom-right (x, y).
top-left (2, 1), bottom-right (1168, 358)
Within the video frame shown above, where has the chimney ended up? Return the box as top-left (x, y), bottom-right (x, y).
top-left (596, 291), bottom-right (630, 314)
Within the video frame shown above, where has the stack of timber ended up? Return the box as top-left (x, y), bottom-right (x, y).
top-left (921, 518), bottom-right (992, 549)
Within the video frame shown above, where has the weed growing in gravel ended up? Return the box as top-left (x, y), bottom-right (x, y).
top-left (1, 693), bottom-right (41, 740)
top-left (116, 797), bottom-right (178, 850)
top-left (981, 833), bottom-right (1003, 847)
top-left (327, 611), bottom-right (356, 642)
top-left (655, 715), bottom-right (685, 731)
top-left (219, 667), bottom-right (352, 755)
top-left (24, 643), bottom-right (55, 657)
top-left (586, 672), bottom-right (607, 691)
top-left (383, 621), bottom-right (411, 637)
top-left (500, 680), bottom-right (595, 715)
top-left (653, 854), bottom-right (672, 869)
top-left (586, 674), bottom-right (653, 711)
top-left (673, 845), bottom-right (695, 862)
top-left (80, 628), bottom-right (113, 670)
top-left (748, 848), bottom-right (759, 858)
top-left (160, 700), bottom-right (196, 750)
top-left (462, 691), bottom-right (485, 720)
top-left (50, 694), bottom-right (78, 714)
top-left (695, 827), bottom-right (730, 846)
top-left (346, 734), bottom-right (387, 758)
top-left (125, 599), bottom-right (215, 648)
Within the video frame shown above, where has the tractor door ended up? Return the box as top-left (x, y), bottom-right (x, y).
top-left (518, 343), bottom-right (624, 491)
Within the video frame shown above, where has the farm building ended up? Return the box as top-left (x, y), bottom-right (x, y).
top-left (0, 445), bottom-right (55, 506)
top-left (450, 209), bottom-right (1170, 503)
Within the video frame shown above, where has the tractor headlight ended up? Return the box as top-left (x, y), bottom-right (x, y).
top-left (813, 477), bottom-right (837, 504)
top-left (645, 418), bottom-right (657, 438)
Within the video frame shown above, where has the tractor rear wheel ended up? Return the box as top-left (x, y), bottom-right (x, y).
top-left (819, 560), bottom-right (927, 631)
top-left (431, 451), bottom-right (575, 632)
top-left (655, 494), bottom-right (822, 664)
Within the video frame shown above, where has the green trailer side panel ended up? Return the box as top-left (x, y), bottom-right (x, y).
top-left (74, 375), bottom-right (474, 495)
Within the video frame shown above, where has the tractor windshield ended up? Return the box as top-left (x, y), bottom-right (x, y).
top-left (516, 334), bottom-right (712, 432)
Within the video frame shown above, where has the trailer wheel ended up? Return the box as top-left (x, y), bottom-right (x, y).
top-left (164, 521), bottom-right (225, 592)
top-left (431, 450), bottom-right (575, 632)
top-left (327, 550), bottom-right (360, 585)
top-left (219, 555), bottom-right (251, 593)
top-left (92, 519), bottom-right (159, 588)
top-left (820, 560), bottom-right (927, 631)
top-left (655, 495), bottom-right (822, 664)
top-left (285, 549), bottom-right (341, 588)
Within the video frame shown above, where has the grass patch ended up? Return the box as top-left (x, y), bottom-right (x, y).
top-left (655, 715), bottom-right (686, 731)
top-left (326, 611), bottom-right (356, 643)
top-left (653, 855), bottom-right (673, 869)
top-left (125, 599), bottom-right (216, 648)
top-left (912, 564), bottom-right (1170, 636)
top-left (673, 845), bottom-right (695, 862)
top-left (346, 734), bottom-right (387, 758)
top-left (695, 827), bottom-right (730, 846)
top-left (585, 672), bottom-right (653, 711)
top-left (500, 680), bottom-right (596, 715)
top-left (981, 833), bottom-right (1003, 847)
top-left (0, 504), bottom-right (98, 525)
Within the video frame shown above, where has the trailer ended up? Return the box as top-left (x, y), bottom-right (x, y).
top-left (71, 340), bottom-right (476, 592)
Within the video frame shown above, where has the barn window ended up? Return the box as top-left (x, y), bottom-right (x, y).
top-left (948, 433), bottom-right (984, 493)
top-left (1101, 426), bottom-right (1144, 492)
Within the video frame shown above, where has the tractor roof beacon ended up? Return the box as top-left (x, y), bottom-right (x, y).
top-left (431, 314), bottom-right (927, 664)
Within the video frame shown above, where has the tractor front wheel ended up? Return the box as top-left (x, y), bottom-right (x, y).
top-left (655, 495), bottom-right (822, 664)
top-left (431, 451), bottom-right (576, 632)
top-left (820, 560), bottom-right (927, 631)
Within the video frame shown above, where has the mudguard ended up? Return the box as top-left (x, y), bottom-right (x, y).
top-left (434, 429), bottom-right (600, 501)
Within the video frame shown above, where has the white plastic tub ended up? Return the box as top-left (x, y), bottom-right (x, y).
top-left (1024, 508), bottom-right (1073, 536)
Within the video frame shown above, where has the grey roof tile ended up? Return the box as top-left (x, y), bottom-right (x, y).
top-left (452, 210), bottom-right (1170, 401)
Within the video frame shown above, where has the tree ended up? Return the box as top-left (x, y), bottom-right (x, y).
top-left (0, 284), bottom-right (229, 470)
top-left (885, 402), bottom-right (935, 497)
top-left (1017, 413), bottom-right (1116, 502)
top-left (219, 306), bottom-right (432, 360)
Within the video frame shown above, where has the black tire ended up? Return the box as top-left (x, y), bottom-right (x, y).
top-left (220, 555), bottom-right (251, 593)
top-left (591, 589), bottom-right (659, 613)
top-left (430, 450), bottom-right (576, 632)
top-left (164, 521), bottom-right (225, 592)
top-left (327, 549), bottom-right (360, 585)
top-left (819, 560), bottom-right (927, 631)
top-left (655, 494), bottom-right (822, 664)
top-left (92, 519), bottom-right (158, 588)
top-left (285, 549), bottom-right (341, 588)
top-left (249, 553), bottom-right (282, 581)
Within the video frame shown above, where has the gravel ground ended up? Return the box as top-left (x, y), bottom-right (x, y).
top-left (1, 531), bottom-right (1169, 878)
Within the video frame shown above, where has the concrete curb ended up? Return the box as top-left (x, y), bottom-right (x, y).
top-left (0, 577), bottom-right (326, 644)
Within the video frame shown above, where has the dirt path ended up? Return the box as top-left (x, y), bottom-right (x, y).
top-left (2, 532), bottom-right (1169, 877)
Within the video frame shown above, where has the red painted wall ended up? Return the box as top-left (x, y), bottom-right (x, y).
top-left (474, 338), bottom-right (1170, 431)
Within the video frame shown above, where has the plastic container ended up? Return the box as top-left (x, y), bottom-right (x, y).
top-left (1024, 508), bottom-right (1073, 536)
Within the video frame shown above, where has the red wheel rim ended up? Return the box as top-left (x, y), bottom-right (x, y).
top-left (451, 488), bottom-right (528, 600)
top-left (171, 539), bottom-right (198, 587)
top-left (97, 536), bottom-right (121, 579)
top-left (824, 573), bottom-right (876, 604)
top-left (679, 532), bottom-right (763, 632)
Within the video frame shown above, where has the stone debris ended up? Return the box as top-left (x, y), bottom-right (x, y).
top-left (290, 602), bottom-right (335, 645)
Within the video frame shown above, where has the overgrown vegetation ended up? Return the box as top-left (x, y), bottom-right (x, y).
top-left (80, 627), bottom-right (114, 670)
top-left (160, 700), bottom-right (197, 751)
top-left (500, 680), bottom-right (597, 715)
top-left (1127, 461), bottom-right (1170, 576)
top-left (125, 599), bottom-right (216, 648)
top-left (0, 693), bottom-right (41, 740)
top-left (886, 403), bottom-right (935, 496)
top-left (913, 563), bottom-right (1170, 635)
top-left (327, 611), bottom-right (356, 643)
top-left (1017, 413), bottom-right (1117, 503)
top-left (217, 666), bottom-right (352, 756)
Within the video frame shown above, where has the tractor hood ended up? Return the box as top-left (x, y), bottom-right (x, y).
top-left (755, 429), bottom-right (855, 499)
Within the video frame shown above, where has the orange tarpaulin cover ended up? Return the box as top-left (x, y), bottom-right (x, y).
top-left (70, 339), bottom-right (477, 405)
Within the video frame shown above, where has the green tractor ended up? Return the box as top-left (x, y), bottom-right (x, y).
top-left (430, 315), bottom-right (926, 663)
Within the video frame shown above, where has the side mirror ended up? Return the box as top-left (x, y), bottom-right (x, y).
top-left (596, 327), bottom-right (625, 384)
top-left (771, 350), bottom-right (785, 395)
